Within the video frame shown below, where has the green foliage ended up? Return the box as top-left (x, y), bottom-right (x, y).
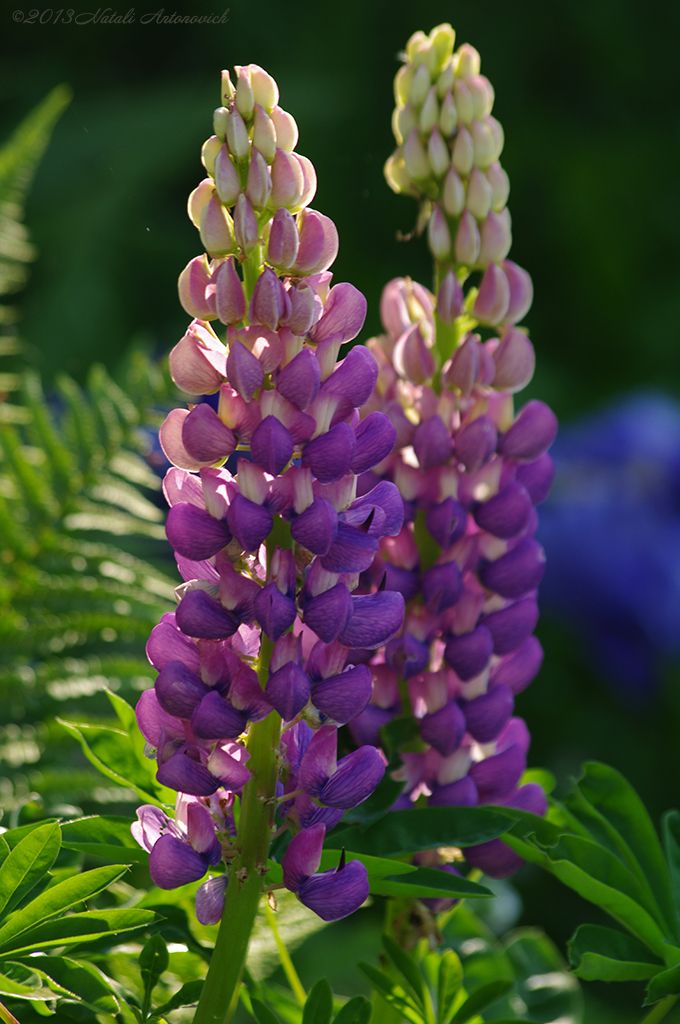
top-left (504, 762), bottom-right (680, 1008)
top-left (0, 87), bottom-right (71, 419)
top-left (246, 977), bottom-right (372, 1024)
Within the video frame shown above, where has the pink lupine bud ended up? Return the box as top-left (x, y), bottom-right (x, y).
top-left (201, 135), bottom-right (221, 176)
top-left (466, 167), bottom-right (492, 219)
top-left (457, 42), bottom-right (481, 77)
top-left (394, 104), bottom-right (417, 143)
top-left (251, 267), bottom-right (287, 330)
top-left (492, 328), bottom-right (536, 393)
top-left (253, 105), bottom-right (277, 163)
top-left (169, 320), bottom-right (226, 394)
top-left (453, 79), bottom-right (474, 124)
top-left (437, 59), bottom-right (455, 98)
top-left (268, 209), bottom-right (299, 271)
top-left (499, 401), bottom-right (558, 461)
top-left (270, 148), bottom-right (305, 209)
top-left (296, 155), bottom-right (317, 208)
top-left (284, 282), bottom-right (323, 336)
top-left (178, 255), bottom-right (215, 320)
top-left (292, 209), bottom-right (339, 276)
top-left (430, 22), bottom-right (456, 68)
top-left (443, 333), bottom-right (479, 395)
top-left (468, 74), bottom-right (494, 118)
top-left (247, 64), bottom-right (279, 111)
top-left (442, 167), bottom-right (465, 216)
top-left (437, 270), bottom-right (463, 324)
top-left (409, 63), bottom-right (431, 106)
top-left (455, 210), bottom-right (481, 265)
top-left (235, 67), bottom-right (255, 121)
top-left (214, 257), bottom-right (246, 325)
top-left (220, 69), bottom-right (235, 104)
top-left (454, 414), bottom-right (497, 471)
top-left (214, 146), bottom-right (241, 206)
top-left (487, 162), bottom-right (510, 211)
top-left (380, 279), bottom-right (411, 338)
top-left (159, 409), bottom-right (202, 471)
top-left (452, 125), bottom-right (474, 175)
top-left (246, 149), bottom-right (272, 208)
top-left (403, 130), bottom-right (430, 181)
top-left (393, 325), bottom-right (435, 384)
top-left (479, 209), bottom-right (511, 265)
top-left (225, 108), bottom-right (250, 160)
top-left (439, 92), bottom-right (458, 136)
top-left (472, 117), bottom-right (503, 168)
top-left (233, 194), bottom-right (258, 254)
top-left (474, 264), bottom-right (510, 325)
top-left (271, 106), bottom-right (298, 152)
top-left (419, 88), bottom-right (439, 134)
top-left (213, 106), bottom-right (229, 141)
top-left (502, 260), bottom-right (533, 323)
top-left (187, 179), bottom-right (214, 228)
top-left (384, 153), bottom-right (412, 195)
top-left (200, 195), bottom-right (236, 257)
top-left (427, 129), bottom-right (449, 178)
top-left (226, 340), bottom-right (264, 401)
top-left (427, 206), bottom-right (451, 259)
top-left (310, 283), bottom-right (367, 345)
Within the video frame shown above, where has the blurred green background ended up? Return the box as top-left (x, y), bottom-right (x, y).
top-left (2, 0), bottom-right (680, 1020)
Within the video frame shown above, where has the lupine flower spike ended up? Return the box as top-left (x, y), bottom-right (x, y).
top-left (133, 62), bottom-right (405, 924)
top-left (354, 24), bottom-right (556, 878)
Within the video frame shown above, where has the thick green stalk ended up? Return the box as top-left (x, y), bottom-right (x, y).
top-left (193, 636), bottom-right (280, 1024)
top-left (0, 1003), bottom-right (19, 1024)
top-left (641, 996), bottom-right (679, 1024)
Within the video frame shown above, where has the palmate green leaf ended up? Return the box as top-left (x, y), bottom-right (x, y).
top-left (326, 806), bottom-right (517, 857)
top-left (17, 955), bottom-right (119, 1013)
top-left (0, 961), bottom-right (54, 1000)
top-left (0, 907), bottom-right (155, 956)
top-left (332, 997), bottom-right (372, 1024)
top-left (302, 978), bottom-right (333, 1024)
top-left (358, 962), bottom-right (422, 1023)
top-left (437, 951), bottom-right (463, 1024)
top-left (60, 815), bottom-right (148, 865)
top-left (313, 850), bottom-right (492, 901)
top-left (383, 935), bottom-right (425, 1009)
top-left (0, 822), bottom-right (60, 916)
top-left (568, 924), bottom-right (663, 982)
top-left (450, 980), bottom-right (513, 1022)
top-left (0, 864), bottom-right (128, 952)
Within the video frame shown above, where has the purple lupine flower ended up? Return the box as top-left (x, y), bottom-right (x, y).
top-left (347, 25), bottom-right (556, 879)
top-left (281, 823), bottom-right (369, 921)
top-left (132, 62), bottom-right (404, 924)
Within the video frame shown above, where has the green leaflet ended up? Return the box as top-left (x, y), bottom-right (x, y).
top-left (0, 822), bottom-right (60, 916)
top-left (0, 907), bottom-right (155, 957)
top-left (302, 979), bottom-right (333, 1024)
top-left (568, 924), bottom-right (663, 982)
top-left (60, 814), bottom-right (148, 865)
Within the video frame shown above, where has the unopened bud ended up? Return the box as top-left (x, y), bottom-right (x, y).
top-left (200, 195), bottom-right (236, 257)
top-left (283, 282), bottom-right (323, 336)
top-left (442, 167), bottom-right (465, 216)
top-left (443, 333), bottom-right (479, 395)
top-left (454, 80), bottom-right (474, 124)
top-left (235, 66), bottom-right (255, 121)
top-left (270, 148), bottom-right (305, 209)
top-left (492, 328), bottom-right (535, 392)
top-left (226, 108), bottom-right (250, 161)
top-left (430, 23), bottom-right (456, 71)
top-left (479, 209), bottom-right (511, 265)
top-left (469, 74), bottom-right (494, 118)
top-left (247, 64), bottom-right (279, 111)
top-left (178, 255), bottom-right (215, 320)
top-left (292, 209), bottom-right (338, 276)
top-left (394, 65), bottom-right (413, 106)
top-left (437, 270), bottom-right (463, 324)
top-left (428, 129), bottom-right (449, 178)
top-left (271, 106), bottom-right (298, 152)
top-left (187, 178), bottom-right (214, 229)
top-left (452, 126), bottom-right (474, 175)
top-left (267, 208), bottom-right (299, 270)
top-left (473, 263), bottom-right (510, 325)
top-left (214, 146), bottom-right (241, 206)
top-left (246, 149), bottom-right (272, 208)
top-left (253, 105), bottom-right (277, 163)
top-left (403, 130), bottom-right (430, 181)
top-left (419, 87), bottom-right (439, 134)
top-left (234, 194), bottom-right (259, 254)
top-left (409, 64), bottom-right (431, 107)
top-left (215, 257), bottom-right (246, 325)
top-left (394, 104), bottom-right (417, 143)
top-left (213, 106), bottom-right (229, 141)
top-left (466, 167), bottom-right (492, 219)
top-left (456, 43), bottom-right (481, 78)
top-left (251, 266), bottom-right (287, 330)
top-left (439, 92), bottom-right (458, 136)
top-left (454, 210), bottom-right (481, 265)
top-left (471, 118), bottom-right (497, 168)
top-left (502, 260), bottom-right (533, 324)
top-left (296, 154), bottom-right (317, 209)
top-left (427, 206), bottom-right (451, 260)
top-left (220, 70), bottom-right (235, 104)
top-left (201, 135), bottom-right (221, 176)
top-left (487, 162), bottom-right (510, 211)
top-left (384, 153), bottom-right (412, 195)
top-left (437, 61), bottom-right (455, 99)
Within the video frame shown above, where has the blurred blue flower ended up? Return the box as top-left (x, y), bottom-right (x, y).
top-left (538, 393), bottom-right (680, 699)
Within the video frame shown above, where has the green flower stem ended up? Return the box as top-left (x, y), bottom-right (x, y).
top-left (243, 242), bottom-right (264, 303)
top-left (265, 901), bottom-right (307, 1005)
top-left (0, 1003), bottom-right (19, 1024)
top-left (641, 996), bottom-right (679, 1024)
top-left (193, 634), bottom-right (280, 1024)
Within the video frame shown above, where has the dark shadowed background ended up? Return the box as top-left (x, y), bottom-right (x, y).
top-left (3, 1), bottom-right (680, 1019)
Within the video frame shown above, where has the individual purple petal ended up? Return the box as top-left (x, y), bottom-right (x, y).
top-left (251, 267), bottom-right (287, 330)
top-left (166, 502), bottom-right (231, 560)
top-left (321, 346), bottom-right (377, 406)
top-left (473, 263), bottom-right (510, 325)
top-left (429, 775), bottom-right (479, 807)
top-left (251, 416), bottom-right (294, 475)
top-left (320, 524), bottom-right (378, 573)
top-left (159, 409), bottom-right (203, 471)
top-left (426, 498), bottom-right (468, 548)
top-left (146, 614), bottom-right (201, 673)
top-left (196, 875), bottom-right (227, 924)
top-left (226, 340), bottom-right (264, 401)
top-left (499, 400), bottom-right (558, 461)
top-left (483, 597), bottom-right (538, 655)
top-left (414, 415), bottom-right (453, 469)
top-left (299, 725), bottom-right (337, 795)
top-left (393, 324), bottom-right (435, 384)
top-left (227, 493), bottom-right (273, 551)
top-left (186, 801), bottom-right (220, 859)
top-left (515, 454), bottom-right (555, 505)
top-left (254, 583), bottom-right (296, 640)
top-left (294, 795), bottom-right (345, 831)
top-left (443, 334), bottom-right (480, 396)
top-left (155, 661), bottom-right (208, 718)
top-left (277, 348), bottom-right (321, 409)
top-left (386, 634), bottom-right (429, 678)
top-left (491, 636), bottom-right (544, 694)
top-left (348, 481), bottom-right (404, 537)
top-left (444, 626), bottom-right (493, 680)
top-left (422, 561), bottom-right (463, 613)
top-left (311, 664), bottom-right (372, 725)
top-left (169, 320), bottom-right (225, 394)
top-left (267, 208), bottom-right (300, 271)
top-left (492, 328), bottom-right (535, 393)
top-left (191, 690), bottom-right (248, 739)
top-left (297, 860), bottom-right (369, 921)
top-left (454, 415), bottom-right (498, 472)
top-left (463, 684), bottom-right (514, 743)
top-left (176, 589), bottom-right (239, 640)
top-left (206, 745), bottom-right (252, 789)
top-left (282, 822), bottom-right (325, 890)
top-left (469, 741), bottom-right (526, 802)
top-left (351, 413), bottom-right (397, 474)
top-left (265, 662), bottom-right (310, 720)
top-left (177, 257), bottom-right (215, 322)
top-left (480, 538), bottom-right (546, 599)
top-left (502, 260), bottom-right (534, 324)
top-left (339, 592), bottom-right (405, 650)
top-left (302, 422), bottom-right (356, 482)
top-left (310, 283), bottom-right (367, 345)
top-left (291, 498), bottom-right (338, 555)
top-left (131, 805), bottom-right (172, 853)
top-left (149, 834), bottom-right (208, 889)
top-left (182, 404), bottom-right (236, 464)
top-left (157, 751), bottom-right (218, 796)
top-left (283, 283), bottom-right (324, 336)
top-left (303, 583), bottom-right (353, 642)
top-left (135, 689), bottom-right (183, 748)
top-left (319, 746), bottom-right (385, 808)
top-left (214, 258), bottom-right (247, 326)
top-left (292, 209), bottom-right (339, 276)
top-left (464, 838), bottom-right (523, 879)
top-left (420, 701), bottom-right (467, 756)
top-left (474, 482), bottom-right (532, 539)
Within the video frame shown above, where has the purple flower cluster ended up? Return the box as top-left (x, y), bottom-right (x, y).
top-left (132, 63), bottom-right (405, 923)
top-left (350, 26), bottom-right (557, 878)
